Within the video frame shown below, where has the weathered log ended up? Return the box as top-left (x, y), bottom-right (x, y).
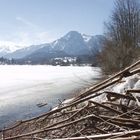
top-left (126, 89), bottom-right (140, 94)
top-left (48, 104), bottom-right (96, 120)
top-left (43, 103), bottom-right (89, 129)
top-left (0, 121), bottom-right (22, 132)
top-left (89, 100), bottom-right (123, 115)
top-left (130, 68), bottom-right (140, 75)
top-left (3, 92), bottom-right (102, 132)
top-left (94, 126), bottom-right (108, 134)
top-left (74, 60), bottom-right (140, 100)
top-left (103, 101), bottom-right (140, 115)
top-left (100, 115), bottom-right (140, 125)
top-left (4, 113), bottom-right (124, 140)
top-left (2, 60), bottom-right (140, 139)
top-left (50, 129), bottom-right (140, 140)
top-left (74, 77), bottom-right (122, 101)
top-left (104, 91), bottom-right (137, 101)
top-left (69, 127), bottom-right (86, 137)
top-left (106, 135), bottom-right (139, 140)
top-left (103, 101), bottom-right (131, 109)
top-left (3, 114), bottom-right (99, 140)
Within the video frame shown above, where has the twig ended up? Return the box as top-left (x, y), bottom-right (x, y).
top-left (48, 129), bottom-right (140, 140)
top-left (89, 100), bottom-right (123, 115)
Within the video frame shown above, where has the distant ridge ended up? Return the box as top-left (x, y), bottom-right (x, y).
top-left (0, 31), bottom-right (105, 64)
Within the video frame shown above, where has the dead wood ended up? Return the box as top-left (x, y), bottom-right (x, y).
top-left (3, 114), bottom-right (100, 140)
top-left (74, 77), bottom-right (122, 101)
top-left (126, 89), bottom-right (140, 94)
top-left (106, 135), bottom-right (139, 140)
top-left (104, 91), bottom-right (137, 101)
top-left (73, 60), bottom-right (140, 101)
top-left (43, 103), bottom-right (89, 129)
top-left (100, 115), bottom-right (140, 125)
top-left (89, 100), bottom-right (123, 115)
top-left (50, 129), bottom-right (140, 140)
top-left (130, 68), bottom-right (140, 75)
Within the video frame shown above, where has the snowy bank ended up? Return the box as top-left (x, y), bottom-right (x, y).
top-left (55, 73), bottom-right (140, 112)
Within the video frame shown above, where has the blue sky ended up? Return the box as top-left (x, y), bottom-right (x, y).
top-left (0, 0), bottom-right (114, 46)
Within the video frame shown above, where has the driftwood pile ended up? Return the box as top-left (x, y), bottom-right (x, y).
top-left (0, 60), bottom-right (140, 140)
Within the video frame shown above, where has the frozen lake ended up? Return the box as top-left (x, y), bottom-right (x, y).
top-left (0, 65), bottom-right (101, 128)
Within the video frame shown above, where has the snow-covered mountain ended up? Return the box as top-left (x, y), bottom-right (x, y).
top-left (3, 31), bottom-right (105, 64)
top-left (87, 35), bottom-right (105, 53)
top-left (50, 31), bottom-right (90, 56)
top-left (5, 44), bottom-right (49, 59)
top-left (0, 41), bottom-right (23, 57)
top-left (82, 34), bottom-right (92, 42)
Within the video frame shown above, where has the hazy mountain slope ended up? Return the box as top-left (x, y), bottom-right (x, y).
top-left (51, 31), bottom-right (90, 55)
top-left (87, 35), bottom-right (105, 54)
top-left (3, 31), bottom-right (105, 64)
top-left (5, 44), bottom-right (50, 59)
top-left (24, 46), bottom-right (69, 64)
top-left (0, 41), bottom-right (22, 57)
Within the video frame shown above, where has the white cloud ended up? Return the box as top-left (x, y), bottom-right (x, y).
top-left (16, 16), bottom-right (38, 29)
top-left (0, 41), bottom-right (25, 52)
top-left (10, 31), bottom-right (55, 46)
top-left (0, 17), bottom-right (56, 48)
top-left (15, 17), bottom-right (56, 45)
top-left (37, 31), bottom-right (55, 43)
top-left (0, 31), bottom-right (56, 51)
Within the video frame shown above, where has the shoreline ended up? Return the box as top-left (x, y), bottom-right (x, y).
top-left (0, 60), bottom-right (139, 139)
top-left (1, 77), bottom-right (102, 129)
top-left (0, 66), bottom-right (101, 128)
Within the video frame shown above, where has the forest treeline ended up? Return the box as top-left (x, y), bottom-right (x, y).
top-left (97, 0), bottom-right (140, 74)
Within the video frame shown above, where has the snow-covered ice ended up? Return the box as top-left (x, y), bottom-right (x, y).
top-left (111, 74), bottom-right (139, 94)
top-left (0, 65), bottom-right (101, 127)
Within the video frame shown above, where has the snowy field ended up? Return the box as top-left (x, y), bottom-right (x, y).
top-left (0, 65), bottom-right (101, 127)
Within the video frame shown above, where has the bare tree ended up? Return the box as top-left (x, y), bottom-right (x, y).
top-left (99, 0), bottom-right (140, 74)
